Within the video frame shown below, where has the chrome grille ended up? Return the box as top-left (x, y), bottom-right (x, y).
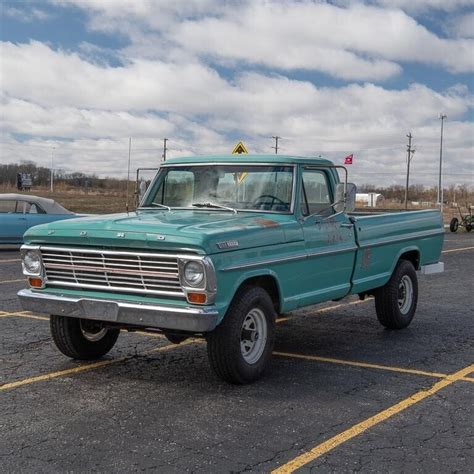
top-left (40, 246), bottom-right (184, 298)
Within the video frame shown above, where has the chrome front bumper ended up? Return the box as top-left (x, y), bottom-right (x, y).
top-left (18, 289), bottom-right (219, 332)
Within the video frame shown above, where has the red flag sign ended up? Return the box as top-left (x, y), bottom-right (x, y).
top-left (344, 154), bottom-right (353, 165)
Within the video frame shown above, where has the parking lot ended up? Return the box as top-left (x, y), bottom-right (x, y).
top-left (1, 233), bottom-right (473, 472)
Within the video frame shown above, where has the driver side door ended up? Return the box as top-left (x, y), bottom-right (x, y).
top-left (297, 168), bottom-right (357, 306)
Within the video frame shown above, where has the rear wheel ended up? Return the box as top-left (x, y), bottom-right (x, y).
top-left (50, 316), bottom-right (120, 360)
top-left (374, 260), bottom-right (418, 329)
top-left (207, 286), bottom-right (275, 384)
top-left (449, 218), bottom-right (459, 232)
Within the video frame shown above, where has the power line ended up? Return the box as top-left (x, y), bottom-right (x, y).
top-left (162, 137), bottom-right (168, 161)
top-left (404, 132), bottom-right (415, 210)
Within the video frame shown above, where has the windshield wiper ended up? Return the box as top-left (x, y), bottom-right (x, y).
top-left (192, 202), bottom-right (237, 213)
top-left (138, 202), bottom-right (171, 211)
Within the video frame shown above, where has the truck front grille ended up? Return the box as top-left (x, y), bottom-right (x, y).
top-left (40, 246), bottom-right (185, 298)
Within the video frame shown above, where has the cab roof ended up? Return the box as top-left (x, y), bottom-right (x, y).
top-left (163, 154), bottom-right (334, 166)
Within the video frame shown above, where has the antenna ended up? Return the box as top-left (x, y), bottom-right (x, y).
top-left (126, 137), bottom-right (131, 213)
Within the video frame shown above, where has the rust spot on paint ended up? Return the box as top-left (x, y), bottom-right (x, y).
top-left (361, 248), bottom-right (372, 269)
top-left (254, 218), bottom-right (280, 228)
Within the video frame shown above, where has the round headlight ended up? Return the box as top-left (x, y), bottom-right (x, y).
top-left (24, 250), bottom-right (41, 274)
top-left (184, 261), bottom-right (204, 287)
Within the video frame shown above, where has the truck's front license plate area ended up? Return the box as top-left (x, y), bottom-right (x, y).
top-left (80, 299), bottom-right (119, 322)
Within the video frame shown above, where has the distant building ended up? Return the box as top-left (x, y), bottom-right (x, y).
top-left (356, 192), bottom-right (384, 207)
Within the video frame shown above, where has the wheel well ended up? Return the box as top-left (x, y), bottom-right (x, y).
top-left (399, 250), bottom-right (420, 270)
top-left (239, 275), bottom-right (280, 312)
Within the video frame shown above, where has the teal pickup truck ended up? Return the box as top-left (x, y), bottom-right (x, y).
top-left (18, 155), bottom-right (444, 384)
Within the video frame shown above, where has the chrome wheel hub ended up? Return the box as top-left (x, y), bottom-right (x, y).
top-left (80, 320), bottom-right (108, 342)
top-left (398, 275), bottom-right (413, 315)
top-left (240, 308), bottom-right (267, 364)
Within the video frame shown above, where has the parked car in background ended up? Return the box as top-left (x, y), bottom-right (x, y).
top-left (0, 194), bottom-right (82, 244)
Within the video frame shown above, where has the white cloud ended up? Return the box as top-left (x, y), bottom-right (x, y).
top-left (1, 40), bottom-right (472, 185)
top-left (171, 2), bottom-right (473, 77)
top-left (449, 12), bottom-right (474, 38)
top-left (0, 96), bottom-right (175, 139)
top-left (51, 1), bottom-right (474, 79)
top-left (1, 1), bottom-right (472, 187)
top-left (367, 0), bottom-right (474, 13)
top-left (4, 6), bottom-right (51, 22)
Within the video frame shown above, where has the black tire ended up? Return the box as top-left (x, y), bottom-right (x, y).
top-left (207, 286), bottom-right (276, 384)
top-left (50, 316), bottom-right (120, 360)
top-left (374, 260), bottom-right (418, 330)
top-left (449, 218), bottom-right (459, 232)
top-left (465, 223), bottom-right (472, 232)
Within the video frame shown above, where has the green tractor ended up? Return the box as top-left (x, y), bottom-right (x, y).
top-left (450, 204), bottom-right (473, 232)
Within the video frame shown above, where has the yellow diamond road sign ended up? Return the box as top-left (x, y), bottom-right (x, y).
top-left (232, 141), bottom-right (249, 154)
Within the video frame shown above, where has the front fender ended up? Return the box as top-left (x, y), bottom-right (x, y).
top-left (214, 267), bottom-right (283, 325)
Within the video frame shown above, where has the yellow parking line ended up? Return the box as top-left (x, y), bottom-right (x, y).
top-left (0, 278), bottom-right (25, 284)
top-left (274, 351), bottom-right (448, 379)
top-left (442, 246), bottom-right (474, 254)
top-left (0, 259), bottom-right (21, 263)
top-left (0, 340), bottom-right (197, 392)
top-left (0, 312), bottom-right (48, 321)
top-left (271, 363), bottom-right (474, 473)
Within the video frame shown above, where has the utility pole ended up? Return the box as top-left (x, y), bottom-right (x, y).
top-left (404, 133), bottom-right (415, 210)
top-left (271, 136), bottom-right (280, 154)
top-left (126, 137), bottom-right (132, 213)
top-left (50, 146), bottom-right (55, 193)
top-left (438, 114), bottom-right (447, 213)
top-left (162, 138), bottom-right (168, 161)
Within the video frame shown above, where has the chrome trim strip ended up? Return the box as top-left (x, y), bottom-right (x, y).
top-left (221, 246), bottom-right (357, 272)
top-left (358, 229), bottom-right (445, 249)
top-left (40, 246), bottom-right (196, 260)
top-left (46, 280), bottom-right (184, 297)
top-left (44, 262), bottom-right (179, 279)
top-left (17, 289), bottom-right (219, 332)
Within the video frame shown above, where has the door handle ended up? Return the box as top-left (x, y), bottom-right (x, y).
top-left (340, 223), bottom-right (353, 228)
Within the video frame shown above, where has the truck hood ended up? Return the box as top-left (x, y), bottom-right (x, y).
top-left (24, 210), bottom-right (301, 254)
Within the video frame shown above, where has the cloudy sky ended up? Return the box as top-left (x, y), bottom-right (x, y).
top-left (1, 0), bottom-right (473, 187)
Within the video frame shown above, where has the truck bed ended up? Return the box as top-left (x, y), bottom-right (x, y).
top-left (349, 209), bottom-right (444, 294)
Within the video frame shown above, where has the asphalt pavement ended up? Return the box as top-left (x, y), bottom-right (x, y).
top-left (0, 233), bottom-right (473, 472)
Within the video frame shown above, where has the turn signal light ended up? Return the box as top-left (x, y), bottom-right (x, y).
top-left (187, 292), bottom-right (207, 304)
top-left (28, 277), bottom-right (43, 288)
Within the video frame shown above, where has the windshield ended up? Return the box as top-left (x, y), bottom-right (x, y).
top-left (142, 165), bottom-right (294, 212)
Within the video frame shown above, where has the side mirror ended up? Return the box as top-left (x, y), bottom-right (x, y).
top-left (334, 183), bottom-right (357, 213)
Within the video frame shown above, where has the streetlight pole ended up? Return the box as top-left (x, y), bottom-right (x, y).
top-left (50, 147), bottom-right (55, 193)
top-left (438, 113), bottom-right (447, 213)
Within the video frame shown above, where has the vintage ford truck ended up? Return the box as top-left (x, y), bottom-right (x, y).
top-left (18, 155), bottom-right (444, 383)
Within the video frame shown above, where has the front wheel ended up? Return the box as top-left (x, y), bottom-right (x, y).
top-left (207, 286), bottom-right (275, 384)
top-left (374, 260), bottom-right (418, 329)
top-left (50, 316), bottom-right (120, 360)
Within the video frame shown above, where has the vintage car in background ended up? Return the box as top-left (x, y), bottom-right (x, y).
top-left (0, 194), bottom-right (82, 245)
